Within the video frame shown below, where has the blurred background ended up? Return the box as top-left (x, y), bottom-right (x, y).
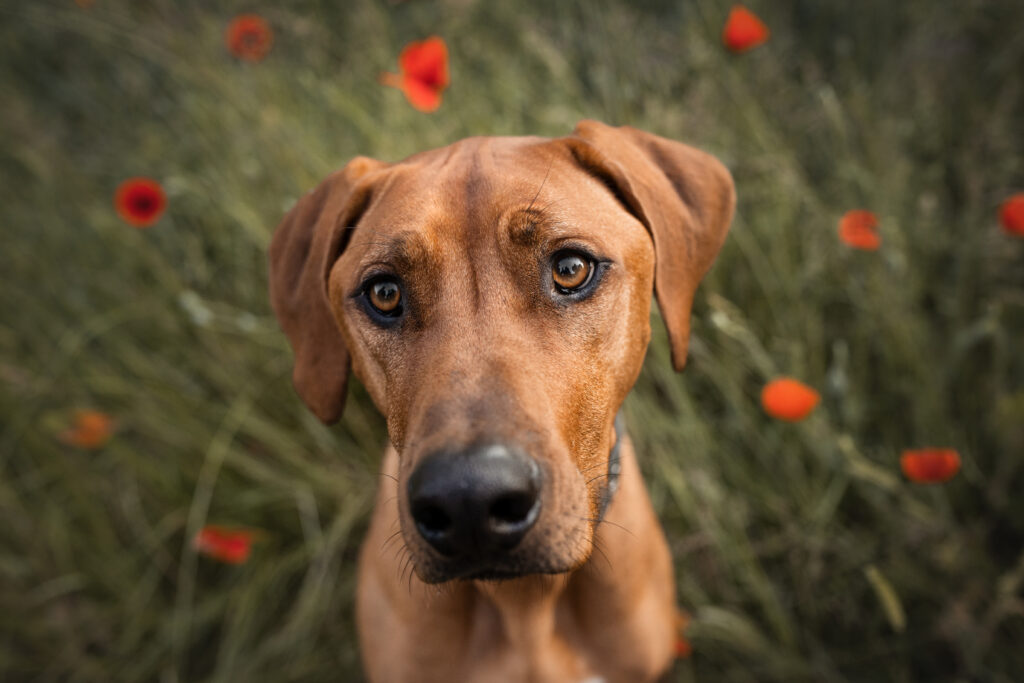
top-left (2, 1), bottom-right (1023, 681)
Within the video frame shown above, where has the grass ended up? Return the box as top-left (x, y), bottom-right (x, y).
top-left (1, 0), bottom-right (1023, 681)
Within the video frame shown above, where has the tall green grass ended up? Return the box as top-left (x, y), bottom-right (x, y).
top-left (2, 1), bottom-right (1022, 681)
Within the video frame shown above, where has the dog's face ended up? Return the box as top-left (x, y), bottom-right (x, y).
top-left (329, 137), bottom-right (655, 581)
top-left (270, 121), bottom-right (734, 583)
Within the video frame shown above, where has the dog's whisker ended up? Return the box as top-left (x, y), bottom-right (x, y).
top-left (388, 541), bottom-right (408, 563)
top-left (578, 455), bottom-right (620, 475)
top-left (577, 462), bottom-right (607, 476)
top-left (380, 528), bottom-right (404, 553)
top-left (580, 515), bottom-right (636, 539)
top-left (531, 195), bottom-right (568, 216)
top-left (525, 156), bottom-right (555, 214)
top-left (397, 549), bottom-right (415, 591)
top-left (590, 535), bottom-right (613, 574)
top-left (393, 545), bottom-right (409, 578)
top-left (405, 556), bottom-right (417, 597)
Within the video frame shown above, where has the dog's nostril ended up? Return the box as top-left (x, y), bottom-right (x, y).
top-left (413, 502), bottom-right (452, 535)
top-left (489, 492), bottom-right (535, 526)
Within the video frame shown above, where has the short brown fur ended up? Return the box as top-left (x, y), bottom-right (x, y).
top-left (269, 121), bottom-right (735, 682)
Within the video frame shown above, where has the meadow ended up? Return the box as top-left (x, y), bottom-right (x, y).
top-left (2, 1), bottom-right (1023, 681)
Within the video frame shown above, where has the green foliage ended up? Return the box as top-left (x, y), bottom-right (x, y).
top-left (1, 1), bottom-right (1022, 681)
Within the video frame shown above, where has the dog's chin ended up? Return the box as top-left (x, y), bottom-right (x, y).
top-left (412, 557), bottom-right (584, 585)
top-left (407, 537), bottom-right (594, 585)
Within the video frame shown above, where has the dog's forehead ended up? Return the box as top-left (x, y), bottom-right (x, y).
top-left (401, 134), bottom-right (556, 177)
top-left (385, 136), bottom-right (563, 213)
top-left (356, 135), bottom-right (622, 248)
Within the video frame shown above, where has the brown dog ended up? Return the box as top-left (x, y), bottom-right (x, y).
top-left (269, 120), bottom-right (734, 682)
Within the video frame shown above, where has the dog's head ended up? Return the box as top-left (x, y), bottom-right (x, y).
top-left (269, 121), bottom-right (734, 582)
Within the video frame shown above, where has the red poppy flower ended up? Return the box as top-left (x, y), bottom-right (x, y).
top-left (380, 36), bottom-right (450, 113)
top-left (59, 410), bottom-right (115, 449)
top-left (900, 448), bottom-right (961, 484)
top-left (674, 610), bottom-right (692, 658)
top-left (761, 378), bottom-right (820, 422)
top-left (1000, 193), bottom-right (1024, 237)
top-left (838, 210), bottom-right (881, 250)
top-left (722, 6), bottom-right (770, 54)
top-left (194, 525), bottom-right (258, 564)
top-left (225, 14), bottom-right (273, 62)
top-left (114, 177), bottom-right (166, 228)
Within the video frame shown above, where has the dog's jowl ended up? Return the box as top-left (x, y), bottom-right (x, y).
top-left (269, 120), bottom-right (735, 683)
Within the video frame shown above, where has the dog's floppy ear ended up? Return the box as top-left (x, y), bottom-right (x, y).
top-left (567, 120), bottom-right (735, 371)
top-left (268, 157), bottom-right (389, 423)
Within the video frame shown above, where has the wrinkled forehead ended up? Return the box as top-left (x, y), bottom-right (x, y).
top-left (345, 135), bottom-right (624, 261)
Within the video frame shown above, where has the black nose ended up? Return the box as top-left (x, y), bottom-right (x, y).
top-left (408, 444), bottom-right (542, 558)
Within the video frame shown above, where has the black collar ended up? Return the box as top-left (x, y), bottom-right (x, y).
top-left (597, 413), bottom-right (624, 520)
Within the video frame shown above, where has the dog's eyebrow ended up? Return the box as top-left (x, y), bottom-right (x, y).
top-left (525, 155), bottom-right (554, 214)
top-left (505, 203), bottom-right (573, 248)
top-left (507, 211), bottom-right (541, 247)
top-left (351, 229), bottom-right (431, 271)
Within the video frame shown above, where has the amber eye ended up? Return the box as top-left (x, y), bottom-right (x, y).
top-left (552, 252), bottom-right (593, 292)
top-left (368, 279), bottom-right (402, 315)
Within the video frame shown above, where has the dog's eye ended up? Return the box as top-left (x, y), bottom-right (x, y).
top-left (368, 279), bottom-right (402, 316)
top-left (551, 251), bottom-right (593, 292)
